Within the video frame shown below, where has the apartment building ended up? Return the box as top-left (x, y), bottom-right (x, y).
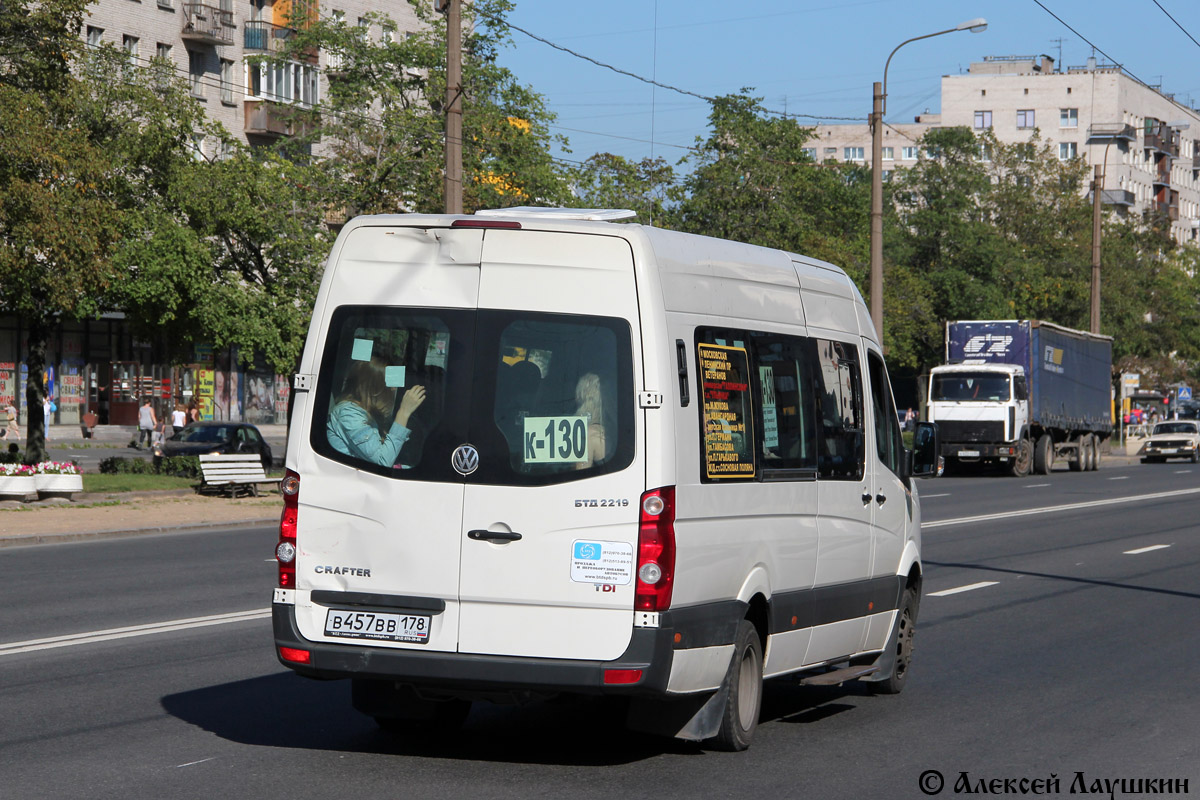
top-left (81, 0), bottom-right (423, 156)
top-left (810, 54), bottom-right (1200, 244)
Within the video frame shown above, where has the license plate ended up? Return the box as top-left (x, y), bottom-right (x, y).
top-left (1160, 448), bottom-right (1178, 454)
top-left (324, 609), bottom-right (431, 644)
top-left (957, 450), bottom-right (981, 457)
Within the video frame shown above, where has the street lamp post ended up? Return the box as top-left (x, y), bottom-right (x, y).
top-left (870, 18), bottom-right (987, 342)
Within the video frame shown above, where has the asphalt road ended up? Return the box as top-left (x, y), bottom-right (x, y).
top-left (2, 461), bottom-right (1198, 799)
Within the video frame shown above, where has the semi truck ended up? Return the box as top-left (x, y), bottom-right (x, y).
top-left (926, 320), bottom-right (1112, 476)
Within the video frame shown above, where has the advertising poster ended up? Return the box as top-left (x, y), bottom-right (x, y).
top-left (198, 369), bottom-right (215, 420)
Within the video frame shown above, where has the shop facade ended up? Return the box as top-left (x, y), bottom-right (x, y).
top-left (0, 314), bottom-right (290, 429)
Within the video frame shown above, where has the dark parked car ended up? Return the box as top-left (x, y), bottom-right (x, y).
top-left (153, 421), bottom-right (273, 469)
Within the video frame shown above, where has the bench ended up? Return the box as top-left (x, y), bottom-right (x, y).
top-left (199, 453), bottom-right (278, 497)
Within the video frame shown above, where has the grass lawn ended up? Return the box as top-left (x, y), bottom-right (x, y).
top-left (83, 474), bottom-right (198, 493)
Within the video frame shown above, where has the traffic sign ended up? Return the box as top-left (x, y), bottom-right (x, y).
top-left (1178, 386), bottom-right (1192, 402)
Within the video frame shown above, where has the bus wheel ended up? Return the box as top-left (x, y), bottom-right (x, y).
top-left (711, 620), bottom-right (763, 751)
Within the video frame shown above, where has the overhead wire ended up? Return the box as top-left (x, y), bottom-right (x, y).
top-left (1148, 0), bottom-right (1200, 52)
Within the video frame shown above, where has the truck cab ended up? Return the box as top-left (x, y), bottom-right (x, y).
top-left (927, 363), bottom-right (1029, 472)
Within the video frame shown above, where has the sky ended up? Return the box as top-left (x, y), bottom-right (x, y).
top-left (490, 0), bottom-right (1200, 169)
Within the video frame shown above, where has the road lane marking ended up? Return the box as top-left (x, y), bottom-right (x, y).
top-left (1175, 470), bottom-right (1192, 474)
top-left (0, 609), bottom-right (271, 657)
top-left (177, 758), bottom-right (216, 769)
top-left (928, 582), bottom-right (999, 597)
top-left (923, 487), bottom-right (1200, 529)
top-left (1025, 483), bottom-right (1051, 488)
top-left (1107, 476), bottom-right (1129, 481)
top-left (1124, 544), bottom-right (1171, 555)
top-left (923, 493), bottom-right (951, 498)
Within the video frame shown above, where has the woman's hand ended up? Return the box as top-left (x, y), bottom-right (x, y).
top-left (395, 385), bottom-right (427, 428)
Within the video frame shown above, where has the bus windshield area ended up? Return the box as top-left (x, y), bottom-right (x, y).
top-left (931, 372), bottom-right (1011, 402)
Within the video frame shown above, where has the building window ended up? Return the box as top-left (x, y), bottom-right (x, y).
top-left (824, 147), bottom-right (836, 158)
top-left (1017, 109), bottom-right (1035, 129)
top-left (86, 26), bottom-right (104, 48)
top-left (122, 35), bottom-right (139, 65)
top-left (902, 146), bottom-right (919, 160)
top-left (882, 146), bottom-right (894, 160)
top-left (844, 147), bottom-right (864, 162)
top-left (156, 43), bottom-right (172, 61)
top-left (974, 110), bottom-right (992, 130)
top-left (220, 59), bottom-right (235, 104)
top-left (1059, 142), bottom-right (1077, 160)
top-left (188, 49), bottom-right (205, 97)
top-left (978, 144), bottom-right (991, 162)
top-left (801, 147), bottom-right (816, 160)
top-left (1060, 108), bottom-right (1078, 127)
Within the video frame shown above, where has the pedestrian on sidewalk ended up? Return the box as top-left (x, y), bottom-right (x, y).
top-left (172, 402), bottom-right (187, 432)
top-left (43, 397), bottom-right (54, 441)
top-left (2, 402), bottom-right (18, 441)
top-left (137, 397), bottom-right (157, 449)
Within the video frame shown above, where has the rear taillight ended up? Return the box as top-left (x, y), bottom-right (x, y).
top-left (277, 469), bottom-right (300, 589)
top-left (636, 486), bottom-right (676, 611)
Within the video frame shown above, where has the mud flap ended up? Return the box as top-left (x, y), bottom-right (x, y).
top-left (626, 682), bottom-right (730, 741)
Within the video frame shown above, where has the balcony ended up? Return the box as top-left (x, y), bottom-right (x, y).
top-left (182, 3), bottom-right (235, 46)
top-left (1144, 126), bottom-right (1181, 157)
top-left (244, 100), bottom-right (316, 138)
top-left (244, 20), bottom-right (294, 53)
top-left (1153, 201), bottom-right (1180, 221)
top-left (1089, 188), bottom-right (1135, 208)
top-left (1087, 123), bottom-right (1136, 142)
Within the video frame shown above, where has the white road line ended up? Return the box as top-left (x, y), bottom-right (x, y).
top-left (1124, 544), bottom-right (1171, 555)
top-left (1107, 476), bottom-right (1129, 481)
top-left (176, 758), bottom-right (216, 769)
top-left (923, 493), bottom-right (951, 498)
top-left (1175, 470), bottom-right (1192, 474)
top-left (0, 609), bottom-right (271, 657)
top-left (923, 487), bottom-right (1200, 529)
top-left (1025, 483), bottom-right (1051, 488)
top-left (928, 581), bottom-right (999, 597)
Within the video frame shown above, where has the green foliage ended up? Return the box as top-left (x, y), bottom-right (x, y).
top-left (570, 154), bottom-right (675, 224)
top-left (98, 455), bottom-right (200, 478)
top-left (273, 0), bottom-right (571, 215)
top-left (671, 93), bottom-right (870, 279)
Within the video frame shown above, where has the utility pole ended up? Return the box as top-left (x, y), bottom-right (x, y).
top-left (439, 0), bottom-right (462, 214)
top-left (1091, 165), bottom-right (1102, 334)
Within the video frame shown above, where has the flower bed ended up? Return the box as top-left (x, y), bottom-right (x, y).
top-left (0, 462), bottom-right (82, 501)
top-left (0, 464), bottom-right (37, 500)
top-left (35, 462), bottom-right (83, 498)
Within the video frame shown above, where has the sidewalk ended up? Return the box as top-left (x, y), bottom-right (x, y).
top-left (0, 488), bottom-right (282, 547)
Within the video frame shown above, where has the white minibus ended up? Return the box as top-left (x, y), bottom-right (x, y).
top-left (273, 207), bottom-right (940, 750)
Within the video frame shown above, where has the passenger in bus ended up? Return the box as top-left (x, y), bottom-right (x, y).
top-left (574, 372), bottom-right (608, 469)
top-left (327, 357), bottom-right (426, 467)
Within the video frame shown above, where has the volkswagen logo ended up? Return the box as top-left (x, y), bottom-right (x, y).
top-left (451, 444), bottom-right (480, 476)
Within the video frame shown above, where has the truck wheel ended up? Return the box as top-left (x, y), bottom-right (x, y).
top-left (1087, 435), bottom-right (1099, 471)
top-left (711, 620), bottom-right (763, 752)
top-left (1068, 440), bottom-right (1084, 471)
top-left (1033, 434), bottom-right (1053, 475)
top-left (1009, 439), bottom-right (1033, 477)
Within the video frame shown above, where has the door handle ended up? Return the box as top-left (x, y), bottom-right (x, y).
top-left (875, 493), bottom-right (887, 506)
top-left (467, 529), bottom-right (522, 543)
top-left (861, 492), bottom-right (872, 506)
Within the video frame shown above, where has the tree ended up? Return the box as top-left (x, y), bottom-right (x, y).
top-left (0, 84), bottom-right (125, 462)
top-left (672, 94), bottom-right (870, 275)
top-left (272, 0), bottom-right (571, 217)
top-left (570, 153), bottom-right (675, 223)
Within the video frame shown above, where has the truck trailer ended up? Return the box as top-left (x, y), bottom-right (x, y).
top-left (926, 320), bottom-right (1112, 476)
